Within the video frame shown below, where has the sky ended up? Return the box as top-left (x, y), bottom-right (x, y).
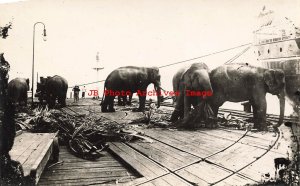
top-left (1, 0), bottom-right (300, 114)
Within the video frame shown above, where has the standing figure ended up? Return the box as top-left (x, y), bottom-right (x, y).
top-left (82, 86), bottom-right (86, 98)
top-left (73, 85), bottom-right (80, 103)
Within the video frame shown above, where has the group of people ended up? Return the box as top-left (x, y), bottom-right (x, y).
top-left (72, 85), bottom-right (86, 103)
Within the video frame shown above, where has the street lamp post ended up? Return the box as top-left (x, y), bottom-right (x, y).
top-left (32, 22), bottom-right (47, 106)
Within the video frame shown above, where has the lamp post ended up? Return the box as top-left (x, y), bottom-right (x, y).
top-left (32, 22), bottom-right (47, 106)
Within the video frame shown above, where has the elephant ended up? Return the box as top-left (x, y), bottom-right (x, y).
top-left (38, 75), bottom-right (68, 108)
top-left (8, 78), bottom-right (29, 106)
top-left (170, 62), bottom-right (213, 124)
top-left (208, 63), bottom-right (285, 131)
top-left (101, 66), bottom-right (162, 112)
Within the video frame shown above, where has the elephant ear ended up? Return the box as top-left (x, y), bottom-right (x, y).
top-left (149, 67), bottom-right (159, 80)
top-left (274, 70), bottom-right (285, 84)
top-left (264, 69), bottom-right (285, 92)
top-left (180, 67), bottom-right (192, 88)
top-left (137, 73), bottom-right (147, 84)
top-left (263, 70), bottom-right (275, 89)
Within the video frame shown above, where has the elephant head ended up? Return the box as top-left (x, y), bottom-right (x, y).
top-left (148, 67), bottom-right (162, 108)
top-left (263, 69), bottom-right (286, 126)
top-left (181, 63), bottom-right (213, 100)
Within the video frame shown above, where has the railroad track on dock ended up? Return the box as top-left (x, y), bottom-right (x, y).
top-left (58, 102), bottom-right (299, 185)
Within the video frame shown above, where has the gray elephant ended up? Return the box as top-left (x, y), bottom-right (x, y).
top-left (101, 66), bottom-right (162, 112)
top-left (8, 78), bottom-right (29, 106)
top-left (37, 75), bottom-right (68, 108)
top-left (208, 63), bottom-right (285, 131)
top-left (170, 62), bottom-right (213, 123)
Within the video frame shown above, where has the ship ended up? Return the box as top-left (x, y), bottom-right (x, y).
top-left (253, 7), bottom-right (300, 115)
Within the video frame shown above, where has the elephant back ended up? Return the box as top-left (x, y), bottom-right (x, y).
top-left (46, 75), bottom-right (68, 94)
top-left (8, 78), bottom-right (29, 93)
top-left (8, 78), bottom-right (29, 103)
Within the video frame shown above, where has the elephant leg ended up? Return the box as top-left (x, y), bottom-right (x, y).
top-left (48, 98), bottom-right (55, 109)
top-left (184, 94), bottom-right (192, 118)
top-left (101, 97), bottom-right (109, 112)
top-left (127, 95), bottom-right (132, 105)
top-left (58, 95), bottom-right (66, 107)
top-left (133, 95), bottom-right (146, 112)
top-left (117, 96), bottom-right (123, 106)
top-left (122, 96), bottom-right (127, 106)
top-left (252, 96), bottom-right (267, 130)
top-left (170, 93), bottom-right (184, 122)
top-left (108, 96), bottom-right (116, 112)
top-left (24, 92), bottom-right (28, 106)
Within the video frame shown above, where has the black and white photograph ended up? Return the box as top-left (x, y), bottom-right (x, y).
top-left (0, 0), bottom-right (300, 185)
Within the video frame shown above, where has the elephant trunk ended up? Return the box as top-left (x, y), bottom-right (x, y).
top-left (275, 90), bottom-right (285, 128)
top-left (154, 83), bottom-right (161, 108)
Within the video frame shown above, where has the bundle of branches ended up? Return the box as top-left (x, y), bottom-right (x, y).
top-left (129, 103), bottom-right (171, 128)
top-left (175, 101), bottom-right (216, 129)
top-left (14, 106), bottom-right (59, 132)
top-left (54, 112), bottom-right (153, 160)
top-left (218, 113), bottom-right (253, 130)
top-left (16, 107), bottom-right (152, 160)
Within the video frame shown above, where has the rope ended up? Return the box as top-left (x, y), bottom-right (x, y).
top-left (224, 45), bottom-right (252, 64)
top-left (69, 42), bottom-right (252, 88)
top-left (158, 43), bottom-right (252, 68)
top-left (68, 80), bottom-right (105, 88)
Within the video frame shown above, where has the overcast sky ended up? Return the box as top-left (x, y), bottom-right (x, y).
top-left (1, 0), bottom-right (300, 114)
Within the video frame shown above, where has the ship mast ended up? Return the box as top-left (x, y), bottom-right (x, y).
top-left (92, 52), bottom-right (104, 98)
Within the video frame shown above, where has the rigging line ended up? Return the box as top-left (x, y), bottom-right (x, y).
top-left (69, 42), bottom-right (252, 87)
top-left (68, 80), bottom-right (105, 88)
top-left (224, 45), bottom-right (252, 64)
top-left (158, 42), bottom-right (252, 68)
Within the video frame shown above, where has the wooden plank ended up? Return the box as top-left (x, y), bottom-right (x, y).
top-left (10, 132), bottom-right (58, 185)
top-left (175, 161), bottom-right (232, 184)
top-left (207, 143), bottom-right (266, 171)
top-left (127, 141), bottom-right (198, 170)
top-left (214, 173), bottom-right (257, 185)
top-left (51, 162), bottom-right (126, 170)
top-left (10, 133), bottom-right (42, 159)
top-left (158, 173), bottom-right (193, 186)
top-left (39, 175), bottom-right (135, 185)
top-left (142, 128), bottom-right (236, 158)
top-left (16, 134), bottom-right (49, 165)
top-left (108, 142), bottom-right (168, 178)
top-left (174, 169), bottom-right (209, 186)
top-left (197, 128), bottom-right (277, 150)
top-left (30, 134), bottom-right (56, 184)
top-left (39, 169), bottom-right (131, 180)
top-left (39, 146), bottom-right (139, 186)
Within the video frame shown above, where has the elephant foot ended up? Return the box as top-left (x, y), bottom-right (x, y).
top-left (132, 108), bottom-right (144, 112)
top-left (117, 102), bottom-right (124, 106)
top-left (101, 106), bottom-right (108, 112)
top-left (108, 107), bottom-right (116, 112)
top-left (253, 124), bottom-right (268, 131)
top-left (169, 110), bottom-right (181, 122)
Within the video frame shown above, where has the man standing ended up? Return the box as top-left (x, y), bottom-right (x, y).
top-left (82, 86), bottom-right (86, 99)
top-left (72, 85), bottom-right (80, 103)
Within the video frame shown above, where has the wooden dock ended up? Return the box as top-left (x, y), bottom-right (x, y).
top-left (36, 99), bottom-right (297, 185)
